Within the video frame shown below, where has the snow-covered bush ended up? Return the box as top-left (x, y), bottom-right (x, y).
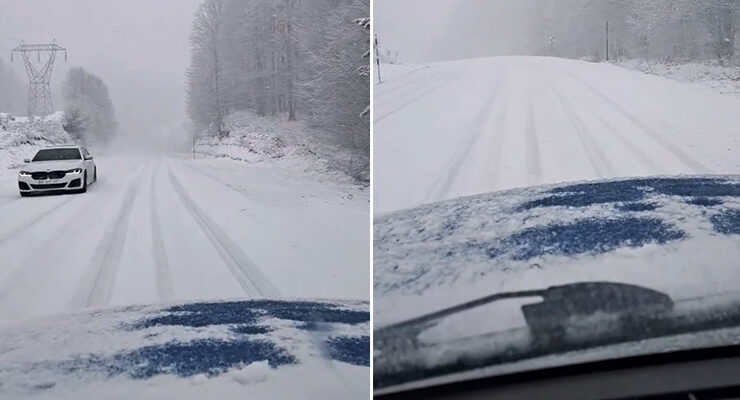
top-left (0, 112), bottom-right (74, 169)
top-left (195, 110), bottom-right (369, 184)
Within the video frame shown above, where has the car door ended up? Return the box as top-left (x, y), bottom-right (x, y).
top-left (81, 147), bottom-right (93, 182)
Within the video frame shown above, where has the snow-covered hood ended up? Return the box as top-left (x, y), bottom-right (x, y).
top-left (374, 175), bottom-right (740, 392)
top-left (0, 299), bottom-right (369, 399)
top-left (22, 160), bottom-right (84, 172)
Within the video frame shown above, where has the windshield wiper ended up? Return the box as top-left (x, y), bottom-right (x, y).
top-left (374, 282), bottom-right (676, 389)
top-left (375, 282), bottom-right (740, 390)
top-left (375, 281), bottom-right (673, 341)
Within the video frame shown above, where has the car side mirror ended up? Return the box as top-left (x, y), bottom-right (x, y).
top-left (23, 159), bottom-right (30, 163)
top-left (85, 155), bottom-right (94, 160)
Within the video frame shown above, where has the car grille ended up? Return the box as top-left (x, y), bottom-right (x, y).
top-left (30, 183), bottom-right (68, 189)
top-left (31, 171), bottom-right (67, 180)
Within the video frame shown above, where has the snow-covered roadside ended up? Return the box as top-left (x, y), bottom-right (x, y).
top-left (195, 111), bottom-right (369, 185)
top-left (615, 59), bottom-right (740, 97)
top-left (0, 112), bottom-right (72, 170)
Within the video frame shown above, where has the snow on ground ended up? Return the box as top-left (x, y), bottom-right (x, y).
top-left (0, 112), bottom-right (72, 170)
top-left (373, 56), bottom-right (740, 213)
top-left (616, 58), bottom-right (740, 97)
top-left (0, 299), bottom-right (369, 399)
top-left (0, 110), bottom-right (369, 398)
top-left (0, 151), bottom-right (369, 323)
top-left (196, 111), bottom-right (370, 184)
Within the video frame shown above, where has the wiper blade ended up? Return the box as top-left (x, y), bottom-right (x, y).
top-left (375, 282), bottom-right (678, 389)
top-left (375, 281), bottom-right (673, 339)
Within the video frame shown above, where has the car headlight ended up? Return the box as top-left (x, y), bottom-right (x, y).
top-left (19, 171), bottom-right (32, 177)
top-left (67, 168), bottom-right (83, 174)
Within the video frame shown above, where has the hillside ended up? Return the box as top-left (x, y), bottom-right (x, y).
top-left (0, 112), bottom-right (73, 169)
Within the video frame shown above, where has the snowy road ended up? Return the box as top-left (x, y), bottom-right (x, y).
top-left (374, 56), bottom-right (740, 213)
top-left (0, 155), bottom-right (369, 322)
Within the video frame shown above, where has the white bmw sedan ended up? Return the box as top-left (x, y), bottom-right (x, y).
top-left (18, 146), bottom-right (97, 197)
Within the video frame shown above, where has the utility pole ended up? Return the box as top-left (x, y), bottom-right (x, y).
top-left (374, 34), bottom-right (382, 84)
top-left (605, 21), bottom-right (609, 62)
top-left (11, 41), bottom-right (67, 116)
top-left (549, 35), bottom-right (555, 56)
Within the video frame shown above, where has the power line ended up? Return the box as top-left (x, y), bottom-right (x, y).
top-left (0, 29), bottom-right (19, 43)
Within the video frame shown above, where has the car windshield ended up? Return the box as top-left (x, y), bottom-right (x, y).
top-left (32, 148), bottom-right (81, 161)
top-left (373, 176), bottom-right (740, 392)
top-left (374, 0), bottom-right (740, 394)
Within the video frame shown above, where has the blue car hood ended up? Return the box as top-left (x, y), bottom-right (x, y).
top-left (374, 175), bottom-right (740, 391)
top-left (0, 299), bottom-right (369, 399)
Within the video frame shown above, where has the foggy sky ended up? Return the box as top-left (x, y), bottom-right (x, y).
top-left (374, 0), bottom-right (539, 63)
top-left (0, 0), bottom-right (203, 146)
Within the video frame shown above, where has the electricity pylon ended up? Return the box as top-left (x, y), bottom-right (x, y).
top-left (11, 41), bottom-right (67, 116)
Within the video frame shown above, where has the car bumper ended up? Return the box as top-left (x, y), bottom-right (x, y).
top-left (18, 173), bottom-right (84, 193)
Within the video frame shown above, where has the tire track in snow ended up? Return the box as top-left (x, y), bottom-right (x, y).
top-left (374, 68), bottom-right (449, 101)
top-left (149, 163), bottom-right (174, 301)
top-left (0, 196), bottom-right (98, 305)
top-left (74, 165), bottom-right (147, 308)
top-left (537, 63), bottom-right (660, 174)
top-left (553, 66), bottom-right (712, 174)
top-left (552, 87), bottom-right (613, 178)
top-left (424, 76), bottom-right (506, 203)
top-left (179, 162), bottom-right (253, 199)
top-left (0, 197), bottom-right (17, 209)
top-left (166, 164), bottom-right (279, 299)
top-left (590, 109), bottom-right (664, 173)
top-left (374, 75), bottom-right (463, 124)
top-left (523, 91), bottom-right (542, 185)
top-left (0, 196), bottom-right (76, 246)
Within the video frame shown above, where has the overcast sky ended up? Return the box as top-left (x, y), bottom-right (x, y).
top-left (374, 0), bottom-right (456, 63)
top-left (0, 0), bottom-right (202, 144)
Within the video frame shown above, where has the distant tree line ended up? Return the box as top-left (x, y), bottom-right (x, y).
top-left (61, 67), bottom-right (118, 143)
top-left (186, 0), bottom-right (370, 153)
top-left (532, 0), bottom-right (740, 62)
top-left (441, 0), bottom-right (740, 64)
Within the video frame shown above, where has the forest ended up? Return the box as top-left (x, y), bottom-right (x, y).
top-left (532, 0), bottom-right (740, 62)
top-left (186, 0), bottom-right (370, 163)
top-left (402, 0), bottom-right (740, 64)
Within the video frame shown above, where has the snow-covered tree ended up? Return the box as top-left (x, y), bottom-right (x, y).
top-left (61, 67), bottom-right (118, 143)
top-left (295, 0), bottom-right (370, 151)
top-left (187, 0), bottom-right (370, 152)
top-left (186, 0), bottom-right (226, 136)
top-left (451, 0), bottom-right (740, 63)
top-left (61, 106), bottom-right (88, 136)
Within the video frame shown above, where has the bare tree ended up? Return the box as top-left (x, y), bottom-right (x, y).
top-left (187, 0), bottom-right (226, 136)
top-left (187, 0), bottom-right (370, 165)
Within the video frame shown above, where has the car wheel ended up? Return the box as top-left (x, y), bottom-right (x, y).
top-left (81, 172), bottom-right (88, 193)
top-left (94, 167), bottom-right (97, 183)
top-left (20, 192), bottom-right (29, 197)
